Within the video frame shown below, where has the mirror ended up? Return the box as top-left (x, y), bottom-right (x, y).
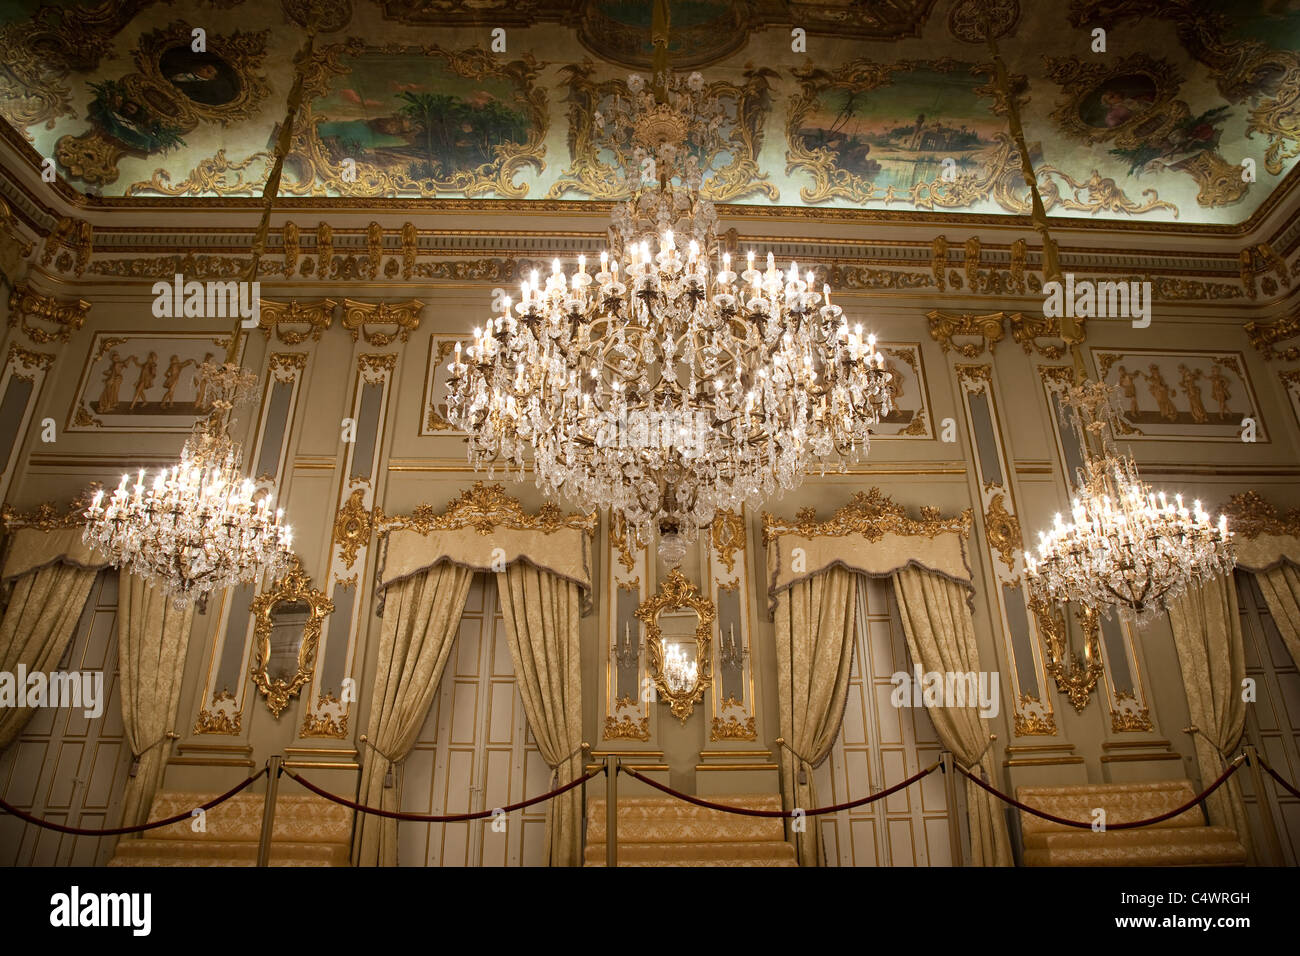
top-left (637, 568), bottom-right (715, 722)
top-left (250, 556), bottom-right (333, 718)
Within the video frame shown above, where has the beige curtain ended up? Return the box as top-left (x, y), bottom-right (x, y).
top-left (495, 563), bottom-right (584, 866)
top-left (117, 574), bottom-right (196, 830)
top-left (891, 565), bottom-right (1014, 866)
top-left (354, 561), bottom-right (474, 866)
top-left (0, 563), bottom-right (99, 750)
top-left (773, 565), bottom-right (857, 867)
top-left (1168, 577), bottom-right (1254, 860)
top-left (1252, 563), bottom-right (1300, 669)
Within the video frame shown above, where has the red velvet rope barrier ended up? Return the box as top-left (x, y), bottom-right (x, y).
top-left (618, 761), bottom-right (939, 818)
top-left (282, 765), bottom-right (604, 822)
top-left (956, 759), bottom-right (1244, 830)
top-left (0, 766), bottom-right (268, 836)
top-left (1258, 755), bottom-right (1300, 800)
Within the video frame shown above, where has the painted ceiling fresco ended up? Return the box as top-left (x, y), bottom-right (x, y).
top-left (1, 0), bottom-right (1298, 226)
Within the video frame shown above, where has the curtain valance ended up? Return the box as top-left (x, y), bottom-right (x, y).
top-left (763, 489), bottom-right (972, 616)
top-left (2, 498), bottom-right (108, 583)
top-left (374, 483), bottom-right (597, 615)
top-left (1221, 491), bottom-right (1300, 572)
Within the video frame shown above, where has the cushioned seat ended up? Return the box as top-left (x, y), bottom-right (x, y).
top-left (1017, 779), bottom-right (1246, 867)
top-left (108, 791), bottom-right (352, 867)
top-left (585, 794), bottom-right (796, 867)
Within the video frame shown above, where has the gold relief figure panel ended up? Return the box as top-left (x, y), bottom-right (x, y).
top-left (1092, 348), bottom-right (1264, 442)
top-left (67, 332), bottom-right (244, 434)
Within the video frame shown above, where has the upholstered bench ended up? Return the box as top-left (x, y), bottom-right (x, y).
top-left (108, 791), bottom-right (353, 867)
top-left (1017, 779), bottom-right (1246, 867)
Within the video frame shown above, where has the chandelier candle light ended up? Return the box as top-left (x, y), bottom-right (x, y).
top-left (445, 15), bottom-right (891, 562)
top-left (1023, 382), bottom-right (1234, 626)
top-left (83, 32), bottom-right (312, 606)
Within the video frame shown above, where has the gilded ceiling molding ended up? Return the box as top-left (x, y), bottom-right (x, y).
top-left (257, 298), bottom-right (336, 344)
top-left (1243, 307), bottom-right (1300, 361)
top-left (39, 216), bottom-right (92, 277)
top-left (926, 310), bottom-right (1010, 357)
top-left (282, 221), bottom-right (299, 277)
top-left (761, 488), bottom-right (971, 544)
top-left (124, 148), bottom-right (271, 198)
top-left (1219, 491), bottom-right (1300, 539)
top-left (547, 62), bottom-right (777, 204)
top-left (1009, 312), bottom-right (1086, 359)
top-left (931, 237), bottom-right (948, 291)
top-left (375, 481), bottom-right (597, 537)
top-left (340, 298), bottom-right (423, 346)
top-left (7, 280), bottom-right (90, 344)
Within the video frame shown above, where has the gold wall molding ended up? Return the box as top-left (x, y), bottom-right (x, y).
top-left (710, 509), bottom-right (746, 576)
top-left (603, 714), bottom-right (650, 741)
top-left (1110, 690), bottom-right (1155, 733)
top-left (762, 487), bottom-right (971, 544)
top-left (710, 714), bottom-right (758, 740)
top-left (1013, 694), bottom-right (1058, 736)
top-left (249, 556), bottom-right (334, 719)
top-left (301, 694), bottom-right (349, 739)
top-left (1, 489), bottom-right (98, 531)
top-left (194, 690), bottom-right (242, 736)
top-left (1010, 312), bottom-right (1087, 358)
top-left (332, 488), bottom-right (373, 570)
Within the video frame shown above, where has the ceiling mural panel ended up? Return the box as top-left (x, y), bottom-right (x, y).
top-left (0, 0), bottom-right (1296, 226)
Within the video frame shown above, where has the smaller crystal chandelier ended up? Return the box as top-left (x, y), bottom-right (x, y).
top-left (662, 642), bottom-right (698, 694)
top-left (1023, 381), bottom-right (1234, 626)
top-left (84, 363), bottom-right (293, 607)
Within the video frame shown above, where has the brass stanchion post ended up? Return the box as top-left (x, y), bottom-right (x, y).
top-left (1243, 744), bottom-right (1284, 865)
top-left (257, 755), bottom-right (282, 868)
top-left (604, 754), bottom-right (619, 868)
top-left (941, 751), bottom-right (963, 867)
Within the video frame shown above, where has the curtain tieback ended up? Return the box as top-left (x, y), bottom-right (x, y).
top-left (129, 730), bottom-right (179, 776)
top-left (776, 737), bottom-right (816, 784)
top-left (358, 734), bottom-right (400, 787)
top-left (550, 744), bottom-right (585, 783)
top-left (958, 733), bottom-right (997, 778)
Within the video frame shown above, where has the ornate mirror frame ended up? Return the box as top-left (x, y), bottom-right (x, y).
top-left (249, 556), bottom-right (334, 718)
top-left (636, 568), bottom-right (716, 723)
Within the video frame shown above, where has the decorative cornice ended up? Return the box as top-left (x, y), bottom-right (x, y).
top-left (1, 488), bottom-right (99, 531)
top-left (1009, 312), bottom-right (1087, 359)
top-left (375, 481), bottom-right (597, 537)
top-left (761, 487), bottom-right (971, 544)
top-left (927, 310), bottom-right (1010, 357)
top-left (340, 298), bottom-right (424, 346)
top-left (1244, 306), bottom-right (1300, 361)
top-left (258, 298), bottom-right (336, 344)
top-left (1220, 490), bottom-right (1300, 538)
top-left (7, 280), bottom-right (90, 344)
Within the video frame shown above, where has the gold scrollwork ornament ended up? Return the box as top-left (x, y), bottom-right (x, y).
top-left (249, 556), bottom-right (334, 718)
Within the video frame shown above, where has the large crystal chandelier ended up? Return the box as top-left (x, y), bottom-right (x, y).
top-left (82, 32), bottom-right (311, 606)
top-left (1024, 381), bottom-right (1234, 626)
top-left (83, 364), bottom-right (293, 606)
top-left (445, 52), bottom-right (891, 561)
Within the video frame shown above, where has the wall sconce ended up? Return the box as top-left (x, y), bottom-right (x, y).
top-left (1032, 599), bottom-right (1104, 712)
top-left (718, 622), bottom-right (747, 670)
top-left (616, 619), bottom-right (642, 671)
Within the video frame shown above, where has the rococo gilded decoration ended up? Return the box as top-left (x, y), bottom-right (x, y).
top-left (375, 481), bottom-right (597, 537)
top-left (762, 487), bottom-right (971, 544)
top-left (638, 568), bottom-right (716, 723)
top-left (249, 556), bottom-right (334, 719)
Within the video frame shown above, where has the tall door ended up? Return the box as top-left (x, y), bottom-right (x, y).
top-left (1235, 570), bottom-right (1300, 863)
top-left (814, 575), bottom-right (960, 866)
top-left (0, 571), bottom-right (133, 865)
top-left (398, 574), bottom-right (552, 866)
